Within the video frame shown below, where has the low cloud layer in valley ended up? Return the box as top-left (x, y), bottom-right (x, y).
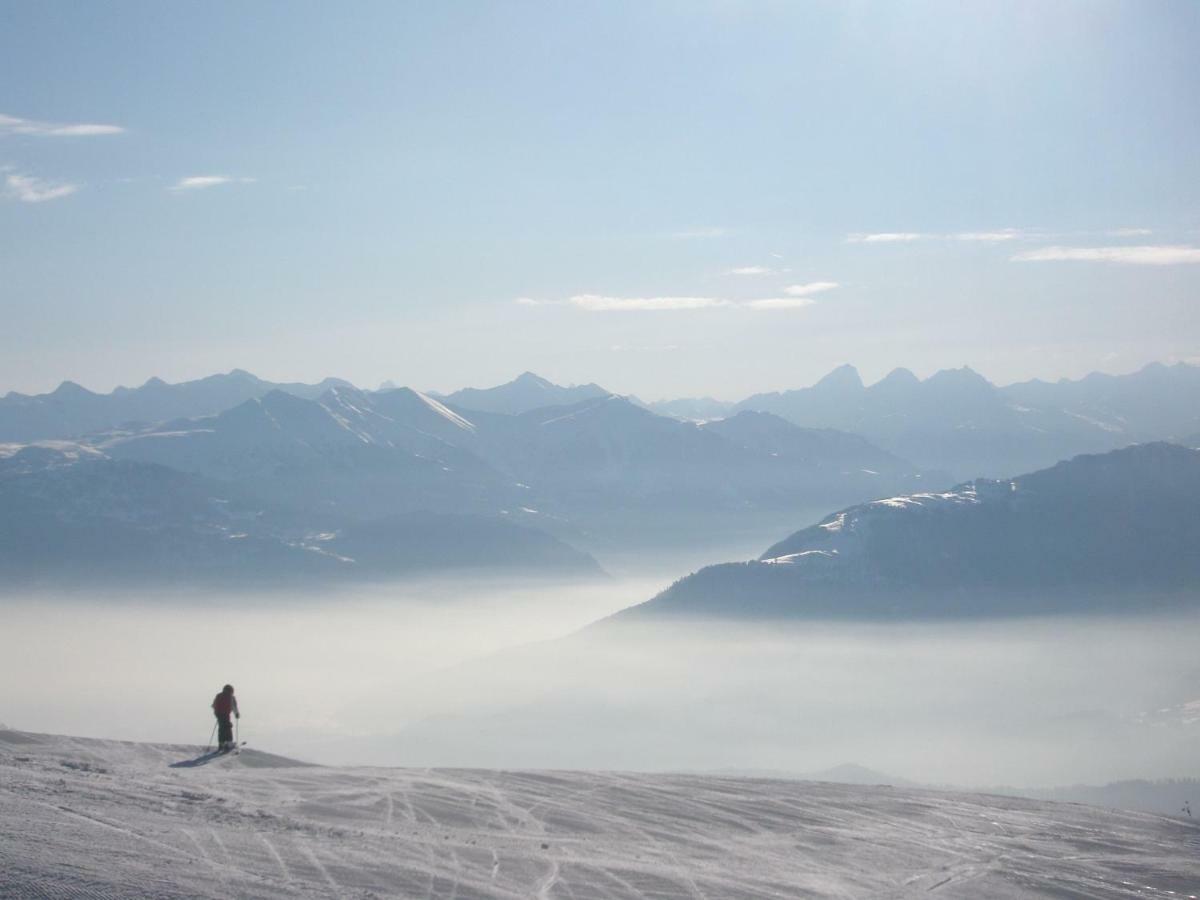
top-left (5, 582), bottom-right (1197, 792)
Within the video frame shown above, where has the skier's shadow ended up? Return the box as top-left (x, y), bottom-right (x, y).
top-left (169, 749), bottom-right (228, 768)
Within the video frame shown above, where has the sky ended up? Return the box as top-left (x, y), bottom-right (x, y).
top-left (2, 0), bottom-right (1198, 400)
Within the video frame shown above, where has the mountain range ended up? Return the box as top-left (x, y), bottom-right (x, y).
top-left (3, 362), bottom-right (1197, 584)
top-left (0, 443), bottom-right (601, 586)
top-left (0, 369), bottom-right (354, 444)
top-left (620, 442), bottom-right (1200, 620)
top-left (731, 361), bottom-right (1200, 479)
top-left (0, 385), bottom-right (932, 583)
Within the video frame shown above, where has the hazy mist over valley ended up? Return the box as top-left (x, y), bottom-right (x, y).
top-left (7, 586), bottom-right (1199, 791)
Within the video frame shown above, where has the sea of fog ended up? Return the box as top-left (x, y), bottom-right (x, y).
top-left (3, 578), bottom-right (1198, 791)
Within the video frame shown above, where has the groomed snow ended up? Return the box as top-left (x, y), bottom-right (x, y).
top-left (2, 730), bottom-right (1197, 899)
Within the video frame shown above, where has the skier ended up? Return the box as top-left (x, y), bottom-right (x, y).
top-left (211, 684), bottom-right (240, 751)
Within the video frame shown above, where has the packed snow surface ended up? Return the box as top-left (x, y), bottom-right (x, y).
top-left (2, 730), bottom-right (1197, 899)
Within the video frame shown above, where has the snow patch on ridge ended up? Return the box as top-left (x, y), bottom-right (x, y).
top-left (869, 486), bottom-right (982, 511)
top-left (416, 391), bottom-right (476, 431)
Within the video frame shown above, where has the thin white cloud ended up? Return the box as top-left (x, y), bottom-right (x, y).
top-left (953, 229), bottom-right (1022, 242)
top-left (0, 112), bottom-right (124, 137)
top-left (1012, 245), bottom-right (1200, 266)
top-left (1108, 227), bottom-right (1153, 237)
top-left (169, 175), bottom-right (256, 192)
top-left (847, 232), bottom-right (926, 243)
top-left (783, 281), bottom-right (839, 297)
top-left (726, 266), bottom-right (773, 275)
top-left (4, 172), bottom-right (77, 203)
top-left (570, 294), bottom-right (731, 312)
top-left (519, 292), bottom-right (822, 313)
top-left (744, 297), bottom-right (816, 310)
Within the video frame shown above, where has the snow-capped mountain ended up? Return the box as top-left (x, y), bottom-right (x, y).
top-left (93, 387), bottom-right (516, 520)
top-left (0, 378), bottom-right (940, 576)
top-left (622, 443), bottom-right (1200, 619)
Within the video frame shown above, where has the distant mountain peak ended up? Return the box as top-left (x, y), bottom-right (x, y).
top-left (443, 373), bottom-right (611, 416)
top-left (875, 367), bottom-right (919, 386)
top-left (813, 364), bottom-right (864, 392)
top-left (924, 366), bottom-right (994, 390)
top-left (514, 371), bottom-right (554, 387)
top-left (52, 380), bottom-right (93, 397)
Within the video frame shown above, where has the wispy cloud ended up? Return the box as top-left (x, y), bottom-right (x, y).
top-left (169, 175), bottom-right (256, 192)
top-left (4, 172), bottom-right (77, 203)
top-left (726, 266), bottom-right (773, 275)
top-left (743, 297), bottom-right (816, 310)
top-left (518, 291), bottom-right (824, 312)
top-left (569, 294), bottom-right (730, 312)
top-left (849, 226), bottom-right (1164, 246)
top-left (847, 232), bottom-right (926, 243)
top-left (953, 229), bottom-right (1022, 242)
top-left (784, 281), bottom-right (839, 297)
top-left (849, 229), bottom-right (1029, 243)
top-left (0, 112), bottom-right (124, 137)
top-left (1011, 245), bottom-right (1200, 266)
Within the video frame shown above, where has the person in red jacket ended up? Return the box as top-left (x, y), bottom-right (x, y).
top-left (211, 684), bottom-right (240, 751)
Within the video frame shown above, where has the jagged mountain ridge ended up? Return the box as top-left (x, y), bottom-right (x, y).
top-left (0, 384), bottom-right (935, 579)
top-left (0, 369), bottom-right (353, 444)
top-left (436, 371), bottom-right (611, 415)
top-left (620, 443), bottom-right (1200, 620)
top-left (449, 394), bottom-right (929, 516)
top-left (94, 386), bottom-right (516, 520)
top-left (731, 361), bottom-right (1200, 479)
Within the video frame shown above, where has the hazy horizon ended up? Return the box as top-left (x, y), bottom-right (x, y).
top-left (4, 355), bottom-right (1196, 405)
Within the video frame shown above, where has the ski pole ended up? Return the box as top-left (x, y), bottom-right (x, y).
top-left (235, 715), bottom-right (240, 748)
top-left (207, 721), bottom-right (217, 752)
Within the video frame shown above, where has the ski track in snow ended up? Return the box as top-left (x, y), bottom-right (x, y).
top-left (1, 730), bottom-right (1198, 899)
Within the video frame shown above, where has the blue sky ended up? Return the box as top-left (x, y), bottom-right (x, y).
top-left (2, 0), bottom-right (1198, 399)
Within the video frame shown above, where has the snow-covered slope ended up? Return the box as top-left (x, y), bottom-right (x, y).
top-left (627, 443), bottom-right (1200, 619)
top-left (2, 729), bottom-right (1196, 899)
